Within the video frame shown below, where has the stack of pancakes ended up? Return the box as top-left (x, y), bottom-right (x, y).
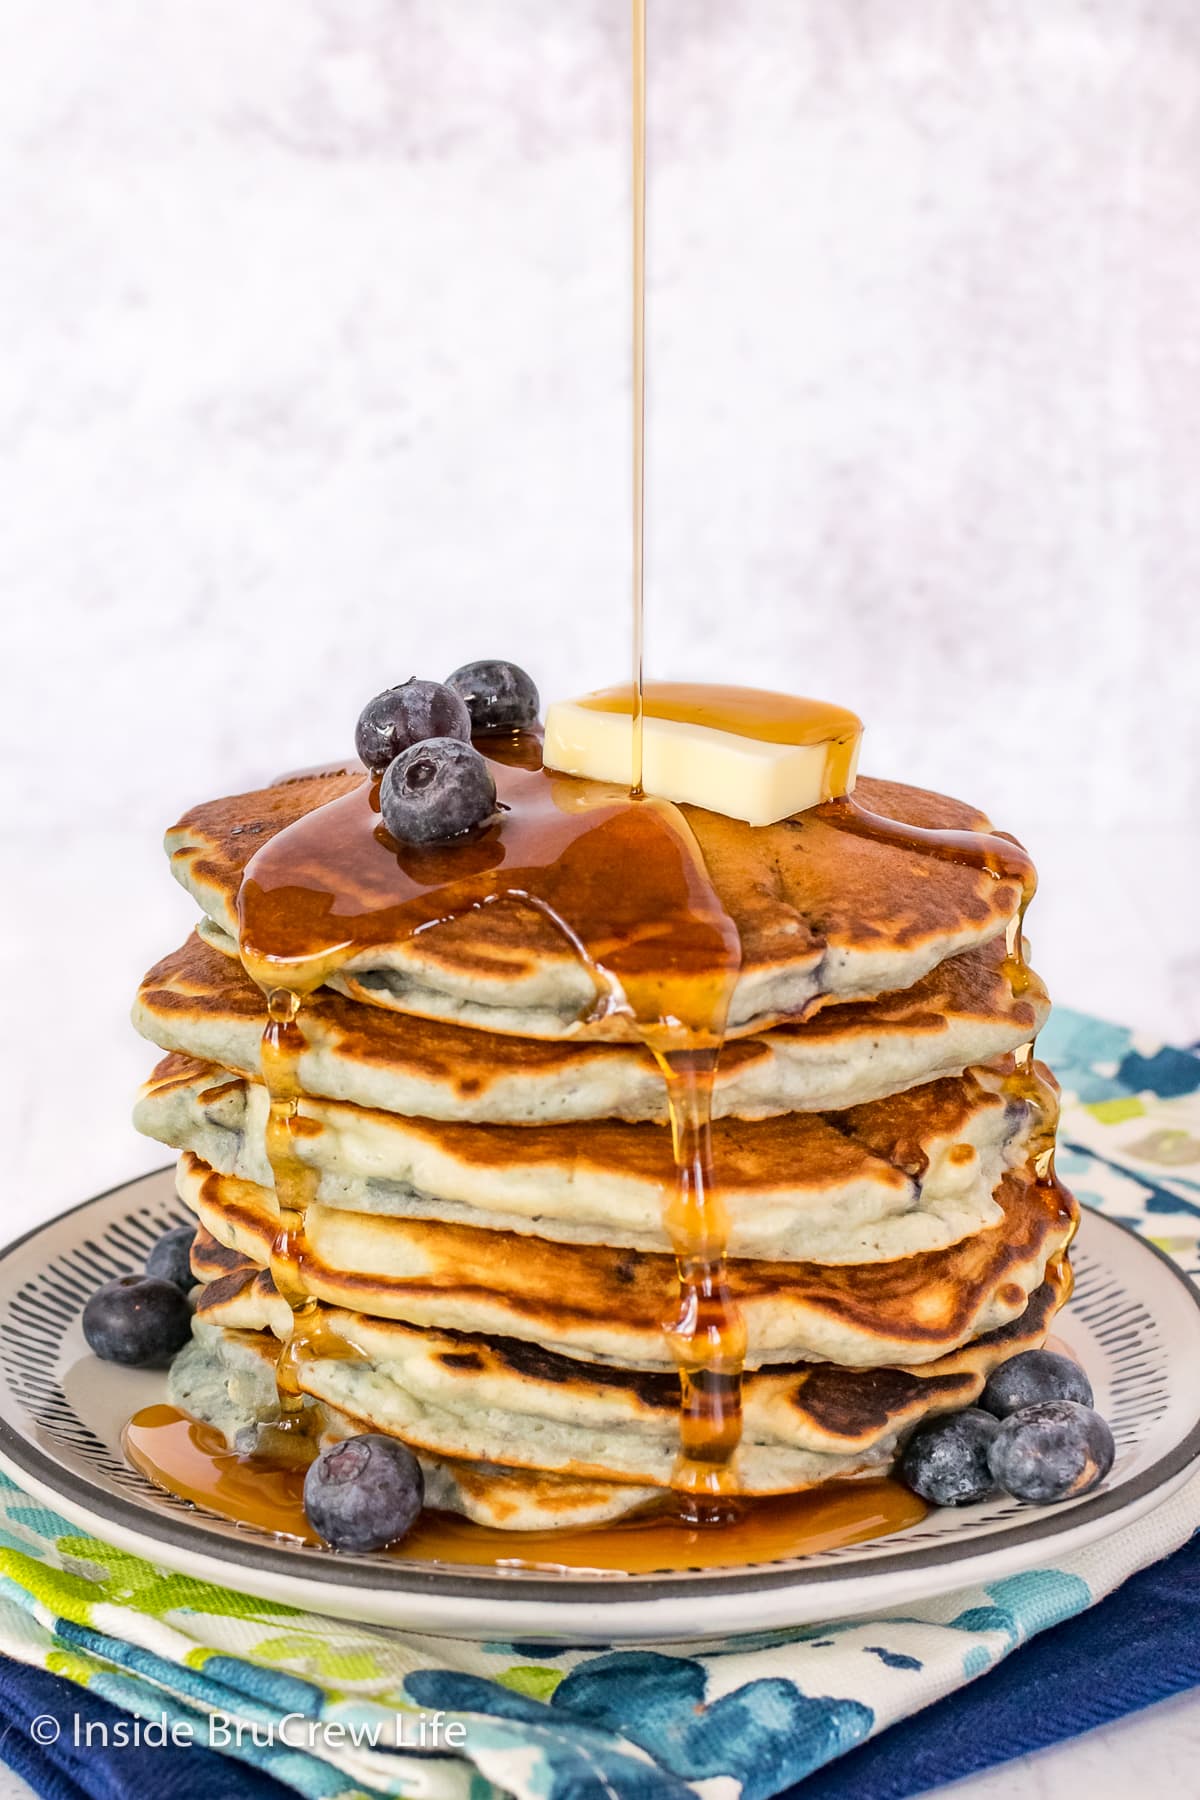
top-left (131, 766), bottom-right (1076, 1530)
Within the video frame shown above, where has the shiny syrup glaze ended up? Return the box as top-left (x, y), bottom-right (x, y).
top-left (122, 1406), bottom-right (927, 1570)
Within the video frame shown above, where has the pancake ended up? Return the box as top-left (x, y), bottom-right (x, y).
top-left (179, 1153), bottom-right (1077, 1369)
top-left (167, 1325), bottom-right (660, 1528)
top-left (166, 765), bottom-right (1028, 1041)
top-left (174, 1267), bottom-right (1069, 1496)
top-left (133, 931), bottom-right (1049, 1125)
top-left (139, 1054), bottom-right (1036, 1262)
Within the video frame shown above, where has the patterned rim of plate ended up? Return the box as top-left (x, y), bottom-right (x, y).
top-left (0, 1168), bottom-right (1198, 1605)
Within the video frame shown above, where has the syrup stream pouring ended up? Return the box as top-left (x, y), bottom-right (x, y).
top-left (631, 0), bottom-right (647, 797)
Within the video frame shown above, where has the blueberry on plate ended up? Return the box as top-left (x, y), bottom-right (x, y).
top-left (988, 1400), bottom-right (1115, 1505)
top-left (379, 737), bottom-right (497, 844)
top-left (82, 1276), bottom-right (193, 1367)
top-left (145, 1224), bottom-right (197, 1293)
top-left (303, 1433), bottom-right (425, 1551)
top-left (980, 1348), bottom-right (1093, 1419)
top-left (899, 1407), bottom-right (999, 1506)
top-left (445, 659), bottom-right (540, 733)
top-left (355, 679), bottom-right (471, 774)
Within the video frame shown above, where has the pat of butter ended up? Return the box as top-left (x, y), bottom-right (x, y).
top-left (543, 683), bottom-right (862, 826)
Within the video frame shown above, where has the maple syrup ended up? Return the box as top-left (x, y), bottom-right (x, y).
top-left (123, 1405), bottom-right (927, 1571)
top-left (259, 985), bottom-right (325, 1422)
top-left (631, 0), bottom-right (647, 797)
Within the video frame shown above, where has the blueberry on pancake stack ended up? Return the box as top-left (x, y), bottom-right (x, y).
top-left (130, 668), bottom-right (1076, 1538)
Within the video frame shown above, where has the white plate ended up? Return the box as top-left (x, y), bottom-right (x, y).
top-left (0, 1168), bottom-right (1196, 1644)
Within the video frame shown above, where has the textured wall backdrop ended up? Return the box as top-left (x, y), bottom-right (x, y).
top-left (2, 0), bottom-right (1199, 1220)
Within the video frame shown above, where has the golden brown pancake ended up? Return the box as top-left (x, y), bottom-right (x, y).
top-left (179, 1152), bottom-right (1076, 1369)
top-left (133, 931), bottom-right (1048, 1123)
top-left (164, 1322), bottom-right (662, 1529)
top-left (166, 766), bottom-right (1028, 1039)
top-left (140, 1051), bottom-right (1037, 1261)
top-left (177, 1265), bottom-right (1069, 1495)
top-left (142, 750), bottom-right (1065, 1521)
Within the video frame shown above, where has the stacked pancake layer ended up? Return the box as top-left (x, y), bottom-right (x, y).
top-left (132, 766), bottom-right (1075, 1528)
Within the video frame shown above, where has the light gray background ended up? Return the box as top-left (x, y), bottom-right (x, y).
top-left (3, 0), bottom-right (1199, 1229)
top-left (0, 8), bottom-right (1198, 1791)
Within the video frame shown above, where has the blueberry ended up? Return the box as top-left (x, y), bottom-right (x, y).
top-left (981, 1348), bottom-right (1093, 1420)
top-left (379, 737), bottom-right (496, 844)
top-left (145, 1224), bottom-right (197, 1293)
top-left (303, 1433), bottom-right (424, 1551)
top-left (445, 660), bottom-right (540, 733)
top-left (82, 1276), bottom-right (193, 1367)
top-left (355, 679), bottom-right (471, 775)
top-left (899, 1407), bottom-right (999, 1506)
top-left (988, 1400), bottom-right (1115, 1505)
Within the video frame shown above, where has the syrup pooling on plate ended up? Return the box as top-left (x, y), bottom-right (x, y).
top-left (122, 1406), bottom-right (928, 1570)
top-left (236, 744), bottom-right (749, 1501)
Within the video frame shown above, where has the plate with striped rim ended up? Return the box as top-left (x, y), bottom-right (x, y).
top-left (0, 1167), bottom-right (1196, 1643)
